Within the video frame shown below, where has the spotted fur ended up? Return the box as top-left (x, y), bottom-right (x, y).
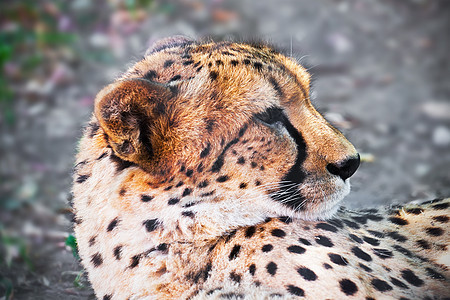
top-left (73, 37), bottom-right (449, 299)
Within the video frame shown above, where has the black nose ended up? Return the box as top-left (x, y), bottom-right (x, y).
top-left (326, 154), bottom-right (360, 181)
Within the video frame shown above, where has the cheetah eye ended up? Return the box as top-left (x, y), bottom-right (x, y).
top-left (254, 107), bottom-right (286, 125)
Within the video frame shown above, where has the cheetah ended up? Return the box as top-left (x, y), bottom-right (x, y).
top-left (72, 36), bottom-right (449, 299)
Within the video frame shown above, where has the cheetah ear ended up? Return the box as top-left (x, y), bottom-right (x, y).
top-left (94, 79), bottom-right (174, 168)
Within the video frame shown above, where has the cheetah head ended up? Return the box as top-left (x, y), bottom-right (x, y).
top-left (94, 37), bottom-right (359, 224)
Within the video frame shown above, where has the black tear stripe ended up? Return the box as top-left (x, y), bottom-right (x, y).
top-left (254, 107), bottom-right (307, 210)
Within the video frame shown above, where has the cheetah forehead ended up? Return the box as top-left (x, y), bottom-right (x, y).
top-left (126, 40), bottom-right (311, 116)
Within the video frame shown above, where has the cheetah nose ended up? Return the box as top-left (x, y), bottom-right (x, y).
top-left (326, 154), bottom-right (360, 181)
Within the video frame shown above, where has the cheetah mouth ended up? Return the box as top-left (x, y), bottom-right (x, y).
top-left (270, 177), bottom-right (351, 220)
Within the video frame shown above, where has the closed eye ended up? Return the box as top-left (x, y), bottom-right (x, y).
top-left (254, 107), bottom-right (286, 125)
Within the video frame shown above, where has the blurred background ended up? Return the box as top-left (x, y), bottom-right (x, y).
top-left (0, 0), bottom-right (449, 298)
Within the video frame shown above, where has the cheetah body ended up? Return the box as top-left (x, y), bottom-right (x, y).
top-left (72, 37), bottom-right (449, 299)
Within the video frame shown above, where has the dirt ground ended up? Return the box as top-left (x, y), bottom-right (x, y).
top-left (1, 0), bottom-right (449, 299)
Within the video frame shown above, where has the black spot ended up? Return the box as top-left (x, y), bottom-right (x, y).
top-left (287, 245), bottom-right (306, 254)
top-left (416, 239), bottom-right (431, 249)
top-left (198, 162), bottom-right (205, 172)
top-left (113, 245), bottom-right (122, 260)
top-left (182, 188), bottom-right (192, 197)
top-left (243, 59), bottom-right (251, 65)
top-left (72, 215), bottom-right (82, 225)
top-left (271, 229), bottom-right (286, 238)
top-left (230, 60), bottom-right (239, 66)
top-left (286, 285), bottom-right (304, 296)
top-left (229, 271), bottom-right (241, 283)
top-left (339, 279), bottom-right (358, 296)
top-left (328, 253), bottom-right (348, 265)
top-left (351, 216), bottom-right (368, 225)
top-left (238, 125), bottom-right (248, 137)
top-left (389, 217), bottom-right (409, 225)
top-left (316, 235), bottom-right (334, 247)
top-left (129, 254), bottom-right (141, 268)
top-left (328, 219), bottom-right (344, 229)
top-left (88, 236), bottom-right (96, 246)
top-left (209, 71), bottom-right (218, 81)
top-left (390, 277), bottom-right (408, 289)
top-left (371, 279), bottom-right (392, 292)
top-left (200, 143), bottom-right (211, 158)
top-left (425, 227), bottom-right (444, 236)
top-left (406, 207), bottom-right (423, 215)
top-left (343, 220), bottom-right (361, 229)
top-left (175, 181), bottom-right (184, 187)
top-left (215, 60), bottom-right (223, 66)
top-left (169, 74), bottom-right (181, 82)
top-left (186, 169), bottom-right (193, 177)
top-left (221, 293), bottom-right (243, 299)
top-left (143, 70), bottom-right (157, 80)
top-left (362, 236), bottom-right (380, 246)
top-left (366, 214), bottom-right (384, 221)
top-left (245, 226), bottom-right (256, 238)
top-left (393, 245), bottom-right (413, 258)
top-left (316, 223), bottom-right (338, 232)
top-left (183, 60), bottom-right (194, 65)
top-left (216, 175), bottom-right (229, 182)
top-left (323, 263), bottom-right (332, 269)
top-left (181, 211), bottom-right (195, 218)
top-left (359, 263), bottom-right (372, 272)
top-left (268, 77), bottom-right (283, 98)
top-left (239, 182), bottom-right (248, 189)
top-left (163, 60), bottom-right (174, 68)
top-left (297, 267), bottom-right (317, 281)
top-left (249, 264), bottom-right (256, 276)
top-left (299, 238), bottom-right (311, 245)
top-left (253, 62), bottom-right (263, 71)
top-left (401, 269), bottom-right (424, 286)
top-left (351, 246), bottom-right (372, 261)
top-left (266, 262), bottom-right (277, 276)
top-left (278, 216), bottom-right (292, 224)
top-left (373, 248), bottom-right (394, 259)
top-left (210, 138), bottom-right (239, 173)
top-left (141, 194), bottom-right (154, 202)
top-left (433, 215), bottom-right (449, 223)
top-left (255, 180), bottom-right (261, 186)
top-left (143, 219), bottom-right (158, 232)
top-left (110, 154), bottom-right (134, 172)
top-left (96, 152), bottom-right (108, 160)
top-left (432, 202), bottom-right (449, 210)
top-left (236, 157), bottom-right (245, 164)
top-left (91, 253), bottom-right (103, 267)
top-left (164, 185), bottom-right (173, 191)
top-left (103, 295), bottom-right (112, 300)
top-left (262, 244), bottom-right (273, 252)
top-left (229, 245), bottom-right (241, 260)
top-left (224, 230), bottom-right (237, 243)
top-left (168, 198), bottom-right (180, 205)
top-left (201, 191), bottom-right (215, 197)
top-left (425, 268), bottom-right (445, 280)
top-left (367, 230), bottom-right (384, 238)
top-left (107, 218), bottom-right (119, 232)
top-left (76, 174), bottom-right (90, 184)
top-left (198, 180), bottom-right (209, 188)
top-left (387, 231), bottom-right (408, 242)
